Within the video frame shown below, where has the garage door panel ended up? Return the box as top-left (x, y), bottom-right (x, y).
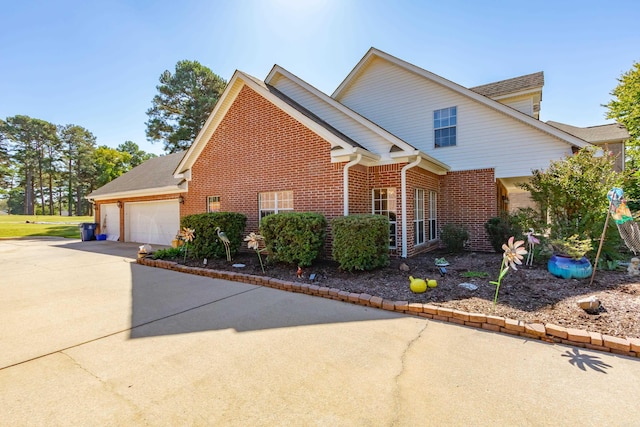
top-left (126, 200), bottom-right (179, 246)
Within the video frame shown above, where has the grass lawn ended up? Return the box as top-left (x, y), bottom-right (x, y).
top-left (0, 215), bottom-right (94, 239)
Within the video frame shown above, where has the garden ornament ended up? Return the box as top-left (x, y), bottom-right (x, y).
top-left (297, 266), bottom-right (303, 278)
top-left (591, 187), bottom-right (640, 285)
top-left (215, 226), bottom-right (232, 262)
top-left (628, 257), bottom-right (640, 277)
top-left (525, 228), bottom-right (540, 266)
top-left (409, 276), bottom-right (427, 293)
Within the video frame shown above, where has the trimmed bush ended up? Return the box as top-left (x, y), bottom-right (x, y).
top-left (260, 212), bottom-right (327, 267)
top-left (181, 212), bottom-right (246, 259)
top-left (332, 214), bottom-right (390, 271)
top-left (440, 223), bottom-right (469, 253)
top-left (484, 215), bottom-right (523, 253)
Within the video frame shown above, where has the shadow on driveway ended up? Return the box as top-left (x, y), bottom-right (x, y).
top-left (56, 239), bottom-right (405, 339)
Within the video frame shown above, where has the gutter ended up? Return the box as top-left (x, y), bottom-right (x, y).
top-left (343, 153), bottom-right (363, 216)
top-left (401, 154), bottom-right (422, 258)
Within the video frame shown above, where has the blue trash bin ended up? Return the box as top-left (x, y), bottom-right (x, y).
top-left (79, 223), bottom-right (98, 241)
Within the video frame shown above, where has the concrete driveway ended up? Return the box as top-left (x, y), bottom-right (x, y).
top-left (1, 238), bottom-right (639, 426)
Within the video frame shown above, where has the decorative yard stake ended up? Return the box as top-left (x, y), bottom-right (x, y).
top-left (244, 232), bottom-right (266, 273)
top-left (525, 228), bottom-right (540, 266)
top-left (180, 227), bottom-right (195, 262)
top-left (490, 236), bottom-right (527, 307)
top-left (215, 226), bottom-right (232, 262)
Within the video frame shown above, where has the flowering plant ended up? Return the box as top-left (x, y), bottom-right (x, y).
top-left (244, 232), bottom-right (266, 273)
top-left (489, 236), bottom-right (527, 307)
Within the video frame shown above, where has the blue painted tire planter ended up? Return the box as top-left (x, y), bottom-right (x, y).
top-left (547, 254), bottom-right (593, 279)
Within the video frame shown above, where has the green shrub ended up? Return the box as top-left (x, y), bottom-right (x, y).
top-left (484, 214), bottom-right (523, 252)
top-left (260, 212), bottom-right (326, 267)
top-left (181, 212), bottom-right (246, 259)
top-left (440, 223), bottom-right (469, 253)
top-left (332, 214), bottom-right (390, 271)
top-left (152, 247), bottom-right (183, 260)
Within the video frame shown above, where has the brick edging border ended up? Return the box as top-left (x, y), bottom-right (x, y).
top-left (138, 257), bottom-right (640, 358)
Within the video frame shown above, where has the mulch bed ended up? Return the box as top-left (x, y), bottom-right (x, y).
top-left (179, 250), bottom-right (640, 339)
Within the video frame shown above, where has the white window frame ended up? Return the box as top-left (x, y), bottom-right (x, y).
top-left (414, 188), bottom-right (426, 245)
top-left (372, 188), bottom-right (397, 249)
top-left (434, 106), bottom-right (457, 148)
top-left (207, 196), bottom-right (221, 213)
top-left (259, 190), bottom-right (294, 219)
top-left (429, 190), bottom-right (437, 241)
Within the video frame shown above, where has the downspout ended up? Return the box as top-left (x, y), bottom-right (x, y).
top-left (343, 154), bottom-right (363, 216)
top-left (401, 155), bottom-right (422, 258)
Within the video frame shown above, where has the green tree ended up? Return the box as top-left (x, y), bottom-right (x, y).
top-left (93, 146), bottom-right (132, 188)
top-left (606, 61), bottom-right (640, 208)
top-left (59, 125), bottom-right (96, 215)
top-left (606, 61), bottom-right (640, 146)
top-left (146, 60), bottom-right (226, 153)
top-left (0, 115), bottom-right (58, 214)
top-left (520, 146), bottom-right (626, 241)
top-left (117, 140), bottom-right (156, 168)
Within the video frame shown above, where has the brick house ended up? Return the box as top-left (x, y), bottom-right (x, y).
top-left (88, 48), bottom-right (628, 256)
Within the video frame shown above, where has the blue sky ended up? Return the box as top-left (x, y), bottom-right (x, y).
top-left (1, 0), bottom-right (638, 156)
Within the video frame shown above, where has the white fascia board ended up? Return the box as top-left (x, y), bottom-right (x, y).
top-left (88, 185), bottom-right (184, 202)
top-left (490, 88), bottom-right (542, 101)
top-left (333, 48), bottom-right (591, 149)
top-left (267, 65), bottom-right (419, 154)
top-left (389, 150), bottom-right (450, 176)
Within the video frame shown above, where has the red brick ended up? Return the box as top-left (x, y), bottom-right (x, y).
top-left (566, 328), bottom-right (590, 343)
top-left (437, 307), bottom-right (454, 317)
top-left (452, 310), bottom-right (470, 322)
top-left (482, 323), bottom-right (501, 332)
top-left (524, 323), bottom-right (546, 337)
top-left (486, 315), bottom-right (505, 327)
top-left (423, 304), bottom-right (439, 315)
top-left (382, 300), bottom-right (395, 310)
top-left (629, 337), bottom-right (640, 353)
top-left (468, 313), bottom-right (487, 323)
top-left (370, 296), bottom-right (383, 307)
top-left (603, 335), bottom-right (630, 352)
top-left (545, 323), bottom-right (568, 339)
top-left (408, 303), bottom-right (423, 313)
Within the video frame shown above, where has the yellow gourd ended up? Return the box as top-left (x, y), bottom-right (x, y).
top-left (427, 279), bottom-right (438, 288)
top-left (409, 276), bottom-right (427, 293)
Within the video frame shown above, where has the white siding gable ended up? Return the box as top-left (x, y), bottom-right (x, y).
top-left (269, 72), bottom-right (399, 159)
top-left (501, 97), bottom-right (533, 117)
top-left (335, 57), bottom-right (574, 178)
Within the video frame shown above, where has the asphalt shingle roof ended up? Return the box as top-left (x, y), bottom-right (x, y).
top-left (546, 121), bottom-right (630, 143)
top-left (470, 72), bottom-right (544, 98)
top-left (88, 151), bottom-right (185, 198)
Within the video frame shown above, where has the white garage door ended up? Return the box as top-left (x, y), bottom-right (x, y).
top-left (100, 203), bottom-right (120, 241)
top-left (125, 200), bottom-right (180, 246)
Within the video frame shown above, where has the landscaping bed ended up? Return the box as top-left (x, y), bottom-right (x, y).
top-left (178, 250), bottom-right (640, 340)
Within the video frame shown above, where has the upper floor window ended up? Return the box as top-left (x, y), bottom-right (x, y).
top-left (259, 191), bottom-right (293, 219)
top-left (207, 196), bottom-right (221, 213)
top-left (434, 106), bottom-right (457, 147)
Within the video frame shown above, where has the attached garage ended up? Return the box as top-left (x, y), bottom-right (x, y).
top-left (87, 152), bottom-right (187, 246)
top-left (99, 203), bottom-right (120, 241)
top-left (125, 200), bottom-right (180, 246)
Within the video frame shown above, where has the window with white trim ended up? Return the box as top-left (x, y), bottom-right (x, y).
top-left (207, 196), bottom-right (221, 213)
top-left (259, 191), bottom-right (293, 219)
top-left (429, 191), bottom-right (437, 240)
top-left (434, 106), bottom-right (457, 147)
top-left (372, 188), bottom-right (397, 248)
top-left (414, 189), bottom-right (426, 245)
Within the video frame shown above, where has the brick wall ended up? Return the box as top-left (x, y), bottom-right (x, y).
top-left (440, 168), bottom-right (496, 251)
top-left (183, 85), bottom-right (344, 249)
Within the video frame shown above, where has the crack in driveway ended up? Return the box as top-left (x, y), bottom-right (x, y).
top-left (390, 319), bottom-right (429, 426)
